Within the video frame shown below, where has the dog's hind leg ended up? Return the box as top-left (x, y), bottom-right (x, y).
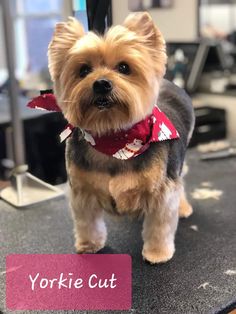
top-left (178, 165), bottom-right (193, 218)
top-left (179, 185), bottom-right (193, 218)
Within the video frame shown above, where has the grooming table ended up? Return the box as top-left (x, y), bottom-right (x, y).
top-left (0, 150), bottom-right (236, 314)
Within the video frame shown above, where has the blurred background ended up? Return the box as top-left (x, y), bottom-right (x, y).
top-left (1, 3), bottom-right (236, 313)
top-left (1, 0), bottom-right (236, 186)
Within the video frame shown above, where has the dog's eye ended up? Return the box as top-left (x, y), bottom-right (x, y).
top-left (79, 64), bottom-right (92, 78)
top-left (117, 62), bottom-right (131, 75)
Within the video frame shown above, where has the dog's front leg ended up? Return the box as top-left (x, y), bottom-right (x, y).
top-left (70, 186), bottom-right (107, 254)
top-left (142, 181), bottom-right (180, 264)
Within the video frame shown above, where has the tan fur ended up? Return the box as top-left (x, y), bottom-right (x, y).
top-left (108, 158), bottom-right (166, 215)
top-left (178, 167), bottom-right (193, 218)
top-left (48, 12), bottom-right (192, 264)
top-left (142, 179), bottom-right (181, 263)
top-left (48, 13), bottom-right (166, 136)
top-left (68, 158), bottom-right (182, 262)
top-left (68, 157), bottom-right (182, 261)
top-left (179, 188), bottom-right (193, 218)
top-left (68, 153), bottom-right (167, 216)
top-left (48, 17), bottom-right (84, 81)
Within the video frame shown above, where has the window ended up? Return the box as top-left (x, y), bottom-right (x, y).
top-left (0, 0), bottom-right (88, 90)
top-left (73, 0), bottom-right (88, 32)
top-left (14, 0), bottom-right (64, 87)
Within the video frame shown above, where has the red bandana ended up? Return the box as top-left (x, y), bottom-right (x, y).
top-left (28, 93), bottom-right (179, 160)
top-left (28, 93), bottom-right (61, 112)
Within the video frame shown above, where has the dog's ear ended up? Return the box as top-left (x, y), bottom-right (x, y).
top-left (123, 12), bottom-right (167, 76)
top-left (123, 12), bottom-right (164, 49)
top-left (48, 17), bottom-right (84, 81)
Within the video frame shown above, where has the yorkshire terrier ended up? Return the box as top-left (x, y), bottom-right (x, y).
top-left (48, 12), bottom-right (195, 264)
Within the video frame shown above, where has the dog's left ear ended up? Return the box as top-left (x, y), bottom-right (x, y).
top-left (123, 12), bottom-right (167, 76)
top-left (48, 17), bottom-right (84, 81)
top-left (123, 12), bottom-right (163, 48)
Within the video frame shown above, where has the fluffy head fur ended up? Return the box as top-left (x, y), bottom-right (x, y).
top-left (48, 12), bottom-right (167, 135)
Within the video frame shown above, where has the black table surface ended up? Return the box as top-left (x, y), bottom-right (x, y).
top-left (0, 150), bottom-right (236, 314)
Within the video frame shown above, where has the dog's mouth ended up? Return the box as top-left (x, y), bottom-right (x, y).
top-left (94, 97), bottom-right (113, 110)
top-left (80, 94), bottom-right (129, 119)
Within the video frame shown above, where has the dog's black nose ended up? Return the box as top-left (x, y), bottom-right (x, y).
top-left (93, 79), bottom-right (113, 94)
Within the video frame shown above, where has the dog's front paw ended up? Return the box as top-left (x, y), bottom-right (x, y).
top-left (75, 240), bottom-right (105, 254)
top-left (142, 245), bottom-right (175, 264)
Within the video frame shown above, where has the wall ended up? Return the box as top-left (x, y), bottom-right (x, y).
top-left (112, 0), bottom-right (199, 42)
top-left (200, 4), bottom-right (236, 34)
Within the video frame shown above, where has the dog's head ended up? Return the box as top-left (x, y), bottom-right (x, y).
top-left (48, 12), bottom-right (167, 135)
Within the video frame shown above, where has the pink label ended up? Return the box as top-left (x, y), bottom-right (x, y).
top-left (6, 254), bottom-right (132, 310)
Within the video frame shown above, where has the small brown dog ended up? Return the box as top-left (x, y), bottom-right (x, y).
top-left (48, 12), bottom-right (195, 264)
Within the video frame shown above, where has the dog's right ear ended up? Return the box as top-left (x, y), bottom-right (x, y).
top-left (48, 17), bottom-right (84, 81)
